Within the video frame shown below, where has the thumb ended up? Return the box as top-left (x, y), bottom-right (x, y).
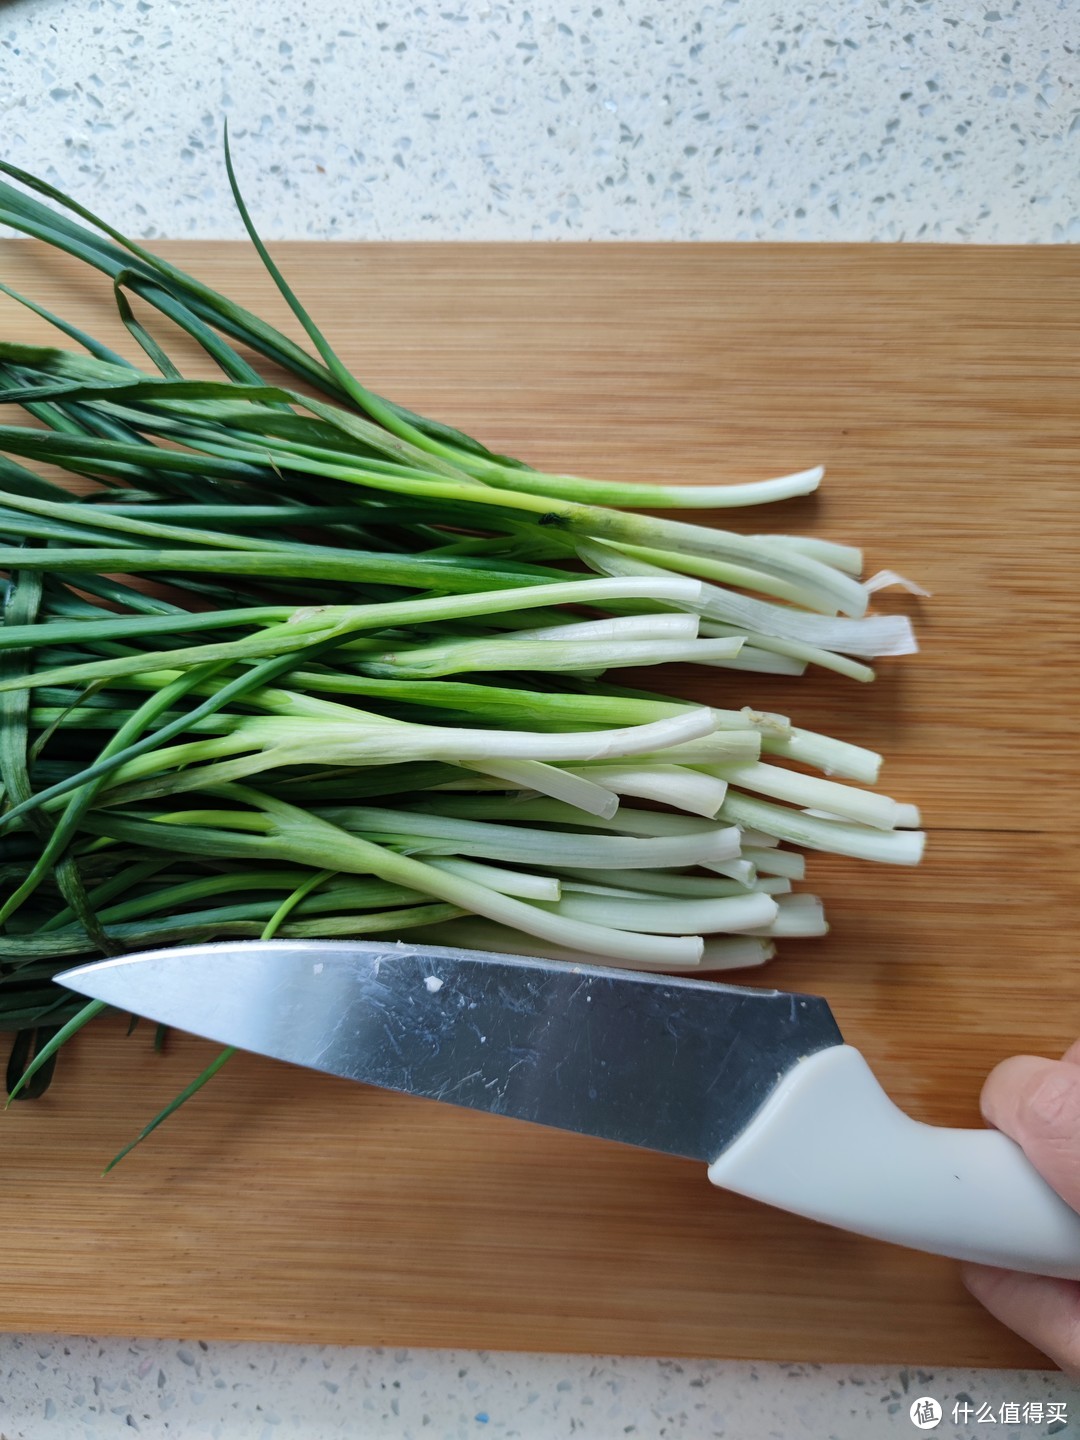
top-left (980, 1054), bottom-right (1080, 1211)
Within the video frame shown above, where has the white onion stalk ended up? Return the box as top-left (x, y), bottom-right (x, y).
top-left (463, 759), bottom-right (621, 819)
top-left (697, 646), bottom-right (808, 676)
top-left (720, 792), bottom-right (926, 865)
top-left (581, 516), bottom-right (870, 616)
top-left (631, 730), bottom-right (765, 765)
top-left (750, 893), bottom-right (829, 938)
top-left (577, 538), bottom-right (916, 658)
top-left (100, 708), bottom-right (721, 802)
top-left (691, 937), bottom-right (778, 971)
top-left (359, 633), bottom-right (745, 679)
top-left (556, 867), bottom-right (792, 900)
top-left (760, 728), bottom-right (882, 784)
top-left (319, 806), bottom-right (743, 871)
top-left (589, 537), bottom-right (836, 611)
top-left (740, 846), bottom-right (806, 880)
top-left (438, 797), bottom-right (731, 840)
top-left (281, 795), bottom-right (707, 966)
top-left (508, 613), bottom-right (701, 643)
top-left (534, 889), bottom-right (779, 936)
top-left (424, 858), bottom-right (562, 902)
top-left (563, 763), bottom-right (728, 819)
top-left (863, 569), bottom-right (931, 597)
top-left (713, 761), bottom-right (919, 831)
top-left (405, 919), bottom-right (776, 973)
top-left (757, 534), bottom-right (864, 575)
top-left (404, 918), bottom-right (701, 971)
top-left (702, 858), bottom-right (758, 886)
top-left (699, 620), bottom-right (874, 683)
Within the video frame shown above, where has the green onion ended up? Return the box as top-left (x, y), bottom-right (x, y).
top-left (0, 144), bottom-right (923, 1121)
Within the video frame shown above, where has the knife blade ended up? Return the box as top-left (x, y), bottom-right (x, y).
top-left (59, 940), bottom-right (1080, 1279)
top-left (59, 939), bottom-right (841, 1161)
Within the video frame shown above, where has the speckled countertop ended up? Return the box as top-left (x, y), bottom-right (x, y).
top-left (2, 0), bottom-right (1079, 1435)
top-left (2, 0), bottom-right (1078, 242)
top-left (0, 1341), bottom-right (1074, 1439)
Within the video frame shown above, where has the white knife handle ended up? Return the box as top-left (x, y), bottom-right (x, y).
top-left (707, 1044), bottom-right (1080, 1280)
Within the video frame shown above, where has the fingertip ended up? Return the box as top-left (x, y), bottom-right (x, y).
top-left (979, 1055), bottom-right (1053, 1134)
top-left (960, 1260), bottom-right (987, 1295)
top-left (981, 1055), bottom-right (1080, 1138)
top-left (961, 1264), bottom-right (1080, 1376)
top-left (979, 1056), bottom-right (1080, 1210)
top-left (960, 1261), bottom-right (1009, 1304)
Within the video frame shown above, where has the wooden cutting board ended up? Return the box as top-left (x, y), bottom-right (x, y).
top-left (1, 240), bottom-right (1077, 1367)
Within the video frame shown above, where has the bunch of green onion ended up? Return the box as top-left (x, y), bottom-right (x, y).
top-left (0, 143), bottom-right (923, 1117)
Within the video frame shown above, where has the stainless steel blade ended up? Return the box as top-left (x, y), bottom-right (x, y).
top-left (58, 940), bottom-right (843, 1162)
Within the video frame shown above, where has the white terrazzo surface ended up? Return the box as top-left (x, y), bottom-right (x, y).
top-left (0, 1340), bottom-right (1075, 1440)
top-left (0, 0), bottom-right (1078, 241)
top-left (2, 0), bottom-right (1079, 1434)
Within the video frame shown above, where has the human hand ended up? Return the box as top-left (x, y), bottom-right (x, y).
top-left (962, 1041), bottom-right (1080, 1374)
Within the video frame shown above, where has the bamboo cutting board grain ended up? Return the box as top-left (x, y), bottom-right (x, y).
top-left (1, 241), bottom-right (1078, 1367)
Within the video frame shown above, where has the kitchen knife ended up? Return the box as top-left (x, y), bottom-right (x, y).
top-left (59, 940), bottom-right (1080, 1278)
